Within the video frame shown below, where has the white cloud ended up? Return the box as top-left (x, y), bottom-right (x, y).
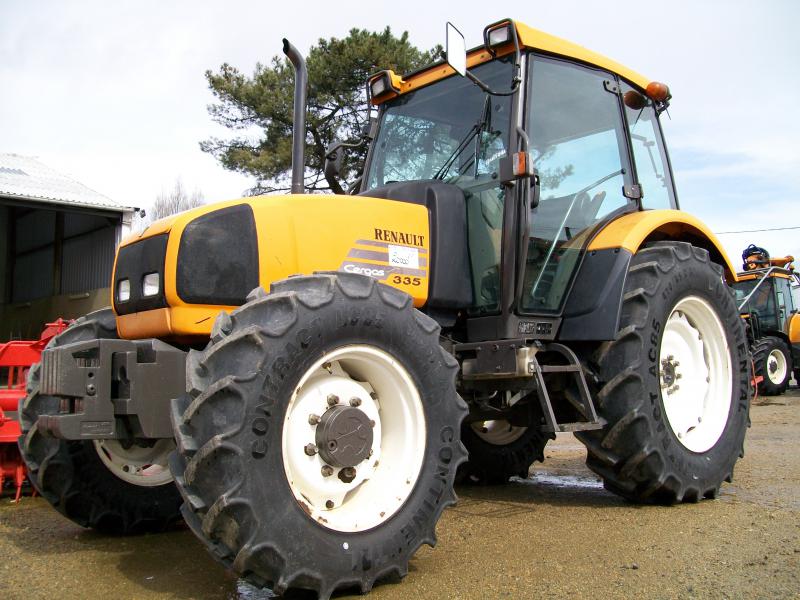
top-left (2, 0), bottom-right (798, 260)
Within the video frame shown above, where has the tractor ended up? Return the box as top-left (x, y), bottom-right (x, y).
top-left (733, 245), bottom-right (800, 395)
top-left (18, 19), bottom-right (750, 598)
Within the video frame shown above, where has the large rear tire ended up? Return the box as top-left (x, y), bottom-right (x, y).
top-left (576, 242), bottom-right (750, 503)
top-left (170, 273), bottom-right (467, 598)
top-left (752, 336), bottom-right (792, 396)
top-left (18, 309), bottom-right (182, 534)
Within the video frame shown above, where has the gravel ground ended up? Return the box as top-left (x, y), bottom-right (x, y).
top-left (1, 389), bottom-right (798, 599)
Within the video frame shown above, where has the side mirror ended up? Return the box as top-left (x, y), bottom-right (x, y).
top-left (446, 22), bottom-right (467, 77)
top-left (324, 142), bottom-right (345, 181)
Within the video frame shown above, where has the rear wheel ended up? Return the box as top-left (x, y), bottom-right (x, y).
top-left (753, 336), bottom-right (792, 396)
top-left (18, 310), bottom-right (182, 533)
top-left (577, 242), bottom-right (750, 503)
top-left (458, 418), bottom-right (553, 484)
top-left (170, 273), bottom-right (467, 598)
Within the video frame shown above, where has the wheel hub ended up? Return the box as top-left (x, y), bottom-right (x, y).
top-left (316, 404), bottom-right (374, 467)
top-left (659, 297), bottom-right (732, 453)
top-left (766, 348), bottom-right (787, 384)
top-left (282, 345), bottom-right (426, 532)
top-left (660, 355), bottom-right (681, 391)
top-left (94, 438), bottom-right (175, 486)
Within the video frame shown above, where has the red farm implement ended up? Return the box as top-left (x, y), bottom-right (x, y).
top-left (0, 319), bottom-right (70, 501)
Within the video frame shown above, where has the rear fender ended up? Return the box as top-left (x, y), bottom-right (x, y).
top-left (587, 209), bottom-right (738, 283)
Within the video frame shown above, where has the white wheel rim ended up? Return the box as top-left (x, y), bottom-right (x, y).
top-left (766, 349), bottom-right (788, 384)
top-left (659, 296), bottom-right (732, 453)
top-left (94, 439), bottom-right (175, 486)
top-left (472, 420), bottom-right (526, 445)
top-left (282, 345), bottom-right (426, 533)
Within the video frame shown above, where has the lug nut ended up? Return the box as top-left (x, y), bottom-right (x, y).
top-left (349, 397), bottom-right (362, 407)
top-left (325, 500), bottom-right (335, 509)
top-left (321, 465), bottom-right (334, 477)
top-left (370, 419), bottom-right (376, 428)
top-left (338, 467), bottom-right (357, 483)
top-left (304, 443), bottom-right (318, 456)
top-left (308, 413), bottom-right (321, 425)
top-left (327, 394), bottom-right (339, 406)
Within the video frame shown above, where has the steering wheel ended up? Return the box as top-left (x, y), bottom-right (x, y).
top-left (571, 169), bottom-right (623, 227)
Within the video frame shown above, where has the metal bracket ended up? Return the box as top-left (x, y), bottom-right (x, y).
top-left (603, 79), bottom-right (620, 94)
top-left (624, 184), bottom-right (643, 200)
top-left (456, 339), bottom-right (536, 379)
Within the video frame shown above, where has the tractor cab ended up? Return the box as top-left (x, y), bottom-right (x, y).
top-left (361, 19), bottom-right (687, 341)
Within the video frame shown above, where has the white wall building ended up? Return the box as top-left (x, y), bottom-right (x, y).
top-left (0, 153), bottom-right (135, 340)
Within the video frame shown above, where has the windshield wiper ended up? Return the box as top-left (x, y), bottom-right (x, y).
top-left (433, 95), bottom-right (492, 180)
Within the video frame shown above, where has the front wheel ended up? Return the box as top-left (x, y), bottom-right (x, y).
top-left (18, 310), bottom-right (182, 533)
top-left (170, 273), bottom-right (467, 598)
top-left (577, 242), bottom-right (750, 504)
top-left (752, 336), bottom-right (792, 396)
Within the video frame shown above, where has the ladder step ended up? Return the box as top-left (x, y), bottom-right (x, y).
top-left (532, 342), bottom-right (602, 435)
top-left (545, 420), bottom-right (605, 433)
top-left (539, 365), bottom-right (581, 373)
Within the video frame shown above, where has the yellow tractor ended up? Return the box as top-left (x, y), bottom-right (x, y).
top-left (19, 19), bottom-right (750, 598)
top-left (734, 245), bottom-right (800, 395)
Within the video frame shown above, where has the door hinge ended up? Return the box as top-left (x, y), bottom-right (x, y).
top-left (603, 79), bottom-right (620, 94)
top-left (624, 184), bottom-right (643, 200)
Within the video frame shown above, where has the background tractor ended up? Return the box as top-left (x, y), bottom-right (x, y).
top-left (18, 19), bottom-right (750, 598)
top-left (734, 245), bottom-right (800, 395)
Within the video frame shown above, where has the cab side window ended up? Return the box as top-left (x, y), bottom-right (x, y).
top-left (620, 82), bottom-right (676, 209)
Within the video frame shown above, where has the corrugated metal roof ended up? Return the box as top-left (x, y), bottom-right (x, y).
top-left (0, 153), bottom-right (134, 213)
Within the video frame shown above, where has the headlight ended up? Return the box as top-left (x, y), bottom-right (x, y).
top-left (142, 272), bottom-right (160, 297)
top-left (117, 279), bottom-right (130, 302)
top-left (371, 76), bottom-right (386, 97)
top-left (487, 24), bottom-right (511, 47)
top-left (368, 70), bottom-right (401, 101)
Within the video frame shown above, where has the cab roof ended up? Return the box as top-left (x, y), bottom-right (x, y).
top-left (374, 20), bottom-right (652, 104)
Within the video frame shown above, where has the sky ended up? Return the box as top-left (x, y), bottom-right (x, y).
top-left (2, 0), bottom-right (799, 266)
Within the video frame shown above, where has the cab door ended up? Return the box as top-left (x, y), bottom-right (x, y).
top-left (520, 54), bottom-right (635, 313)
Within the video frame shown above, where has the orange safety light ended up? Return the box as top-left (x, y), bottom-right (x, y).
top-left (511, 151), bottom-right (531, 176)
top-left (646, 81), bottom-right (671, 103)
top-left (499, 151), bottom-right (534, 182)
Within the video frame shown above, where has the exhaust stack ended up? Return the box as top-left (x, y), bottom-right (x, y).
top-left (282, 39), bottom-right (308, 194)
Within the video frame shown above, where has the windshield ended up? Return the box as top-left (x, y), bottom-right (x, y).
top-left (734, 278), bottom-right (779, 330)
top-left (365, 57), bottom-right (514, 188)
top-left (365, 57), bottom-right (514, 314)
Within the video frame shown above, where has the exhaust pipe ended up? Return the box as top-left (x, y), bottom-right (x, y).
top-left (282, 38), bottom-right (308, 194)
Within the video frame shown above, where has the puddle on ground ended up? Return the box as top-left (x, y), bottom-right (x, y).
top-left (513, 472), bottom-right (605, 490)
top-left (231, 580), bottom-right (277, 599)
